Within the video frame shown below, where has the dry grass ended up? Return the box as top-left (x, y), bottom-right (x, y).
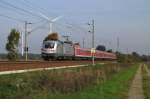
top-left (0, 63), bottom-right (133, 99)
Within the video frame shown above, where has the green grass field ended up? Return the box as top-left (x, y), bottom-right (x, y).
top-left (147, 62), bottom-right (150, 69)
top-left (45, 65), bottom-right (137, 99)
top-left (0, 63), bottom-right (137, 99)
top-left (142, 64), bottom-right (150, 99)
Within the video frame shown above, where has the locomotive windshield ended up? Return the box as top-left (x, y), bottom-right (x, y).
top-left (44, 42), bottom-right (55, 48)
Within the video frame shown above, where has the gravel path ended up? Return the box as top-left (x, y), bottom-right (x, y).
top-left (127, 64), bottom-right (145, 99)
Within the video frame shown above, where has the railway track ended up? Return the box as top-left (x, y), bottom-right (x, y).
top-left (0, 60), bottom-right (104, 72)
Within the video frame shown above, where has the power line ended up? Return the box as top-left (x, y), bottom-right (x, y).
top-left (18, 0), bottom-right (43, 14)
top-left (17, 0), bottom-right (61, 29)
top-left (22, 0), bottom-right (57, 16)
top-left (1, 0), bottom-right (88, 34)
top-left (0, 2), bottom-right (46, 24)
top-left (0, 0), bottom-right (45, 20)
top-left (0, 3), bottom-right (32, 18)
top-left (28, 21), bottom-right (49, 33)
top-left (0, 0), bottom-right (89, 34)
top-left (0, 13), bottom-right (25, 22)
top-left (55, 22), bottom-right (88, 34)
top-left (64, 21), bottom-right (88, 33)
top-left (22, 0), bottom-right (46, 12)
top-left (20, 0), bottom-right (86, 32)
top-left (18, 0), bottom-right (88, 33)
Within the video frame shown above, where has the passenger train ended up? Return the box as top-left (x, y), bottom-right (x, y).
top-left (41, 40), bottom-right (116, 61)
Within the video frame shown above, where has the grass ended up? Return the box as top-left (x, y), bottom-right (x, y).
top-left (142, 64), bottom-right (150, 99)
top-left (146, 62), bottom-right (150, 69)
top-left (45, 65), bottom-right (138, 99)
top-left (0, 63), bottom-right (137, 99)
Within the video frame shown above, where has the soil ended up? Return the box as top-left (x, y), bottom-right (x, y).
top-left (0, 61), bottom-right (104, 72)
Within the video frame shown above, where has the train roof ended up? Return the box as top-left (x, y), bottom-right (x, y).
top-left (43, 40), bottom-right (73, 44)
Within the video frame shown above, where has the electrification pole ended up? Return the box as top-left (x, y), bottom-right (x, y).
top-left (24, 21), bottom-right (32, 61)
top-left (83, 38), bottom-right (85, 48)
top-left (117, 37), bottom-right (119, 52)
top-left (88, 19), bottom-right (95, 66)
top-left (92, 20), bottom-right (95, 48)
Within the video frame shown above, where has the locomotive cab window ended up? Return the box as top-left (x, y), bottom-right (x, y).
top-left (45, 42), bottom-right (55, 48)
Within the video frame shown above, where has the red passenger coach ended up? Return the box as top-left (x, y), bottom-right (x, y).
top-left (74, 47), bottom-right (116, 60)
top-left (75, 47), bottom-right (91, 57)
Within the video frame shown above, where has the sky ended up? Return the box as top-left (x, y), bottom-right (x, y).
top-left (0, 0), bottom-right (150, 55)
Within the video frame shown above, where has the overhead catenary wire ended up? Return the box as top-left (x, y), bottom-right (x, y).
top-left (0, 0), bottom-right (91, 44)
top-left (54, 22), bottom-right (87, 34)
top-left (64, 21), bottom-right (88, 34)
top-left (0, 0), bottom-right (48, 20)
top-left (0, 3), bottom-right (35, 19)
top-left (22, 0), bottom-right (47, 12)
top-left (22, 0), bottom-right (57, 16)
top-left (28, 21), bottom-right (49, 34)
top-left (0, 6), bottom-right (43, 25)
top-left (0, 13), bottom-right (25, 22)
top-left (53, 21), bottom-right (90, 42)
top-left (54, 22), bottom-right (90, 47)
top-left (2, 0), bottom-right (88, 34)
top-left (14, 0), bottom-right (84, 33)
top-left (18, 0), bottom-right (47, 16)
top-left (0, 2), bottom-right (48, 25)
top-left (0, 0), bottom-right (89, 34)
top-left (0, 0), bottom-right (59, 23)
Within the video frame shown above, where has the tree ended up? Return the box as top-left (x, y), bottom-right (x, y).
top-left (6, 29), bottom-right (20, 61)
top-left (107, 49), bottom-right (113, 53)
top-left (116, 52), bottom-right (126, 63)
top-left (132, 51), bottom-right (141, 62)
top-left (141, 55), bottom-right (148, 62)
top-left (96, 45), bottom-right (106, 51)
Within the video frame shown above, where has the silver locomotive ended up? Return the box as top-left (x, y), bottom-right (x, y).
top-left (41, 40), bottom-right (74, 60)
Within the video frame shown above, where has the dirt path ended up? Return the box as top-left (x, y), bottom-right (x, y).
top-left (126, 64), bottom-right (145, 99)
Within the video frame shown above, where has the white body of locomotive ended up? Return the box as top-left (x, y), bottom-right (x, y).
top-left (41, 40), bottom-right (74, 60)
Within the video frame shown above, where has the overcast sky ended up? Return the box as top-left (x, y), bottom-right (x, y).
top-left (0, 0), bottom-right (150, 55)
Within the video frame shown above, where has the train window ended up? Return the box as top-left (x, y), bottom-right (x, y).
top-left (45, 43), bottom-right (55, 48)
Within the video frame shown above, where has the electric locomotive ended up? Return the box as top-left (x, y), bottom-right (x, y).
top-left (41, 40), bottom-right (74, 60)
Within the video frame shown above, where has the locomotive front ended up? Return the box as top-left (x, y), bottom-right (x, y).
top-left (41, 41), bottom-right (57, 60)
